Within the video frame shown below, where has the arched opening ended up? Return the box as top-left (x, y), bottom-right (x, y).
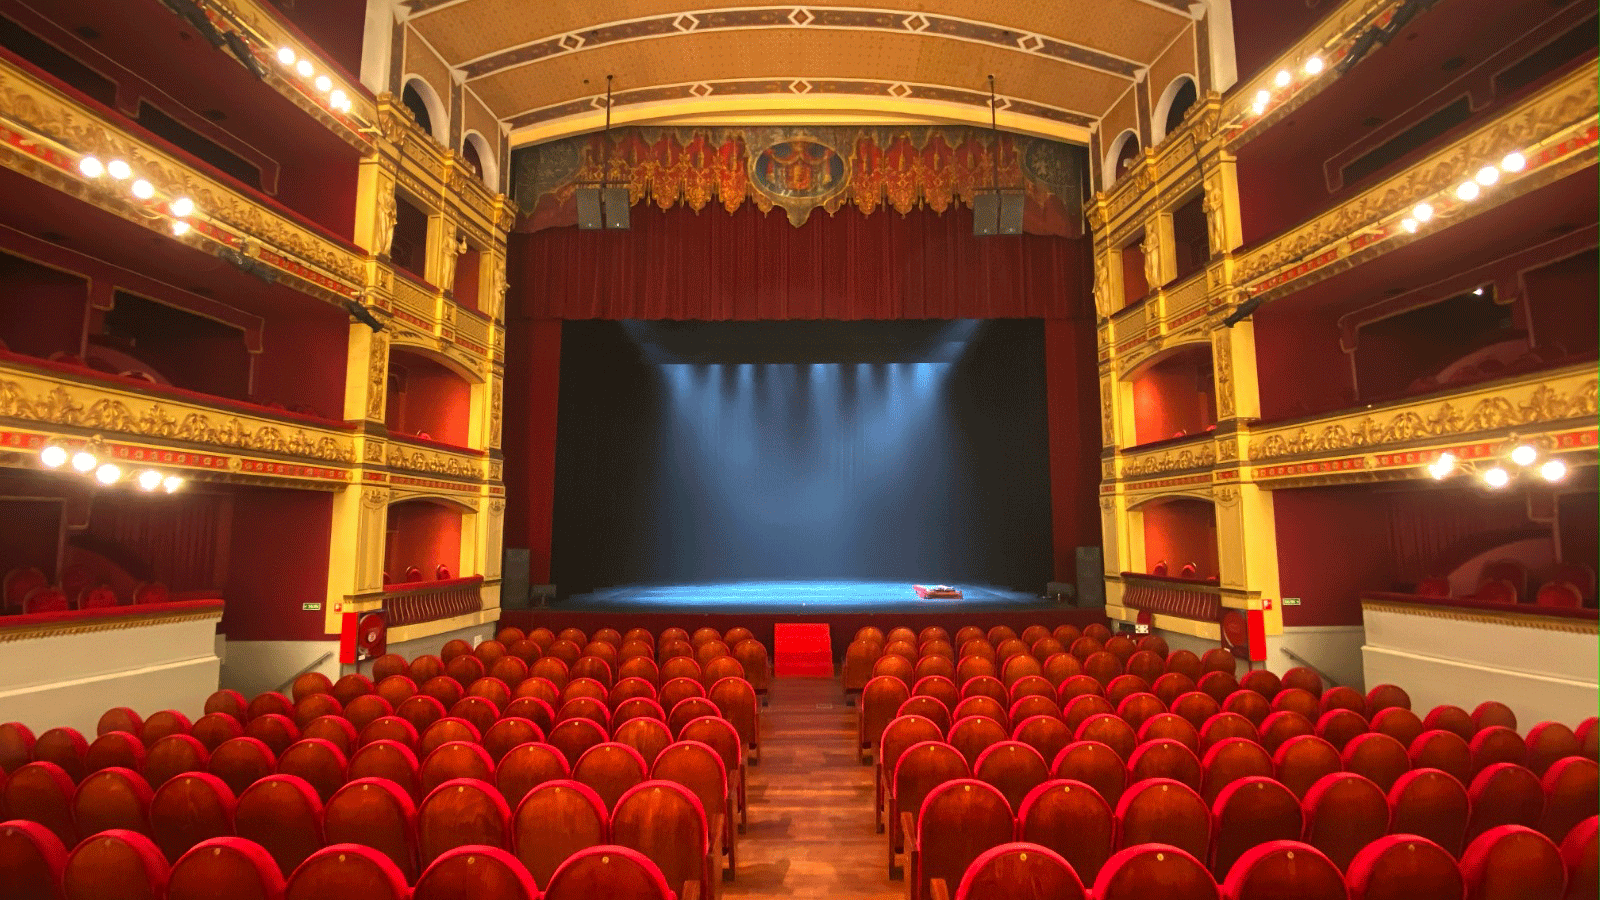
top-left (401, 77), bottom-right (445, 143)
top-left (1105, 130), bottom-right (1142, 188)
top-left (385, 498), bottom-right (464, 584)
top-left (1137, 496), bottom-right (1218, 580)
top-left (386, 345), bottom-right (476, 447)
top-left (462, 131), bottom-right (498, 190)
top-left (1128, 343), bottom-right (1216, 445)
top-left (1154, 76), bottom-right (1199, 144)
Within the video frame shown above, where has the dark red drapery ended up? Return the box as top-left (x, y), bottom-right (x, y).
top-left (510, 201), bottom-right (1088, 321)
top-left (504, 202), bottom-right (1099, 584)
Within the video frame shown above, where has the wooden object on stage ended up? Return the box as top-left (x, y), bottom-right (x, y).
top-left (915, 585), bottom-right (963, 600)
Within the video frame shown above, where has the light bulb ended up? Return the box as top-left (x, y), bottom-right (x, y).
top-left (107, 159), bottom-right (131, 180)
top-left (277, 47), bottom-right (295, 66)
top-left (71, 449), bottom-right (97, 472)
top-left (78, 156), bottom-right (104, 178)
top-left (1401, 218), bottom-right (1418, 233)
top-left (314, 75), bottom-right (332, 93)
top-left (95, 463), bottom-right (121, 485)
top-left (1473, 287), bottom-right (1484, 295)
top-left (171, 220), bottom-right (191, 236)
top-left (162, 475), bottom-right (183, 493)
top-left (1413, 202), bottom-right (1434, 222)
top-left (1429, 452), bottom-right (1457, 480)
top-left (1540, 459), bottom-right (1567, 482)
top-left (1253, 89), bottom-right (1270, 108)
top-left (40, 445), bottom-right (67, 468)
top-left (137, 469), bottom-right (163, 491)
top-left (1456, 181), bottom-right (1480, 201)
top-left (1500, 151), bottom-right (1525, 172)
top-left (131, 179), bottom-right (154, 200)
top-left (1510, 444), bottom-right (1538, 467)
top-left (296, 59), bottom-right (314, 78)
top-left (169, 197), bottom-right (194, 217)
top-left (1274, 69), bottom-right (1291, 87)
top-left (1482, 466), bottom-right (1510, 488)
top-left (1475, 165), bottom-right (1499, 186)
top-left (1304, 55), bottom-right (1324, 75)
top-left (330, 89), bottom-right (347, 109)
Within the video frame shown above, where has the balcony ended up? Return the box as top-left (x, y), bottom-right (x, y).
top-left (379, 575), bottom-right (485, 628)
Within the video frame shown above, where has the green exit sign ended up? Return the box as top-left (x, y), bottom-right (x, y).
top-left (302, 602), bottom-right (322, 611)
top-left (1282, 597), bottom-right (1302, 606)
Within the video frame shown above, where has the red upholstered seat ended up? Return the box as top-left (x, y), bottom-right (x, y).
top-left (96, 708), bottom-right (145, 740)
top-left (1198, 711), bottom-right (1258, 752)
top-left (1542, 757), bottom-right (1599, 844)
top-left (495, 742), bottom-right (571, 809)
top-left (512, 779), bottom-right (606, 887)
top-left (1274, 735), bottom-right (1342, 800)
top-left (1221, 840), bottom-right (1346, 900)
top-left (33, 728), bottom-right (88, 784)
top-left (1093, 844), bottom-right (1218, 900)
top-left (611, 780), bottom-right (714, 900)
top-left (22, 586), bottom-right (69, 613)
top-left (420, 741), bottom-right (495, 796)
top-left (1258, 711), bottom-right (1315, 756)
top-left (542, 844), bottom-right (678, 900)
top-left (909, 778), bottom-right (1014, 900)
top-left (1342, 732), bottom-right (1413, 793)
top-left (1461, 824), bottom-right (1567, 900)
top-left (323, 778), bottom-right (420, 882)
top-left (415, 845), bottom-right (538, 900)
top-left (1016, 779), bottom-right (1113, 884)
top-left (192, 714), bottom-right (246, 753)
top-left (1051, 740), bottom-right (1126, 808)
top-left (1410, 729), bottom-right (1475, 786)
top-left (574, 741), bottom-right (650, 810)
top-left (953, 841), bottom-right (1087, 900)
top-left (63, 829), bottom-right (169, 900)
top-left (1012, 716), bottom-right (1073, 768)
top-left (1127, 739), bottom-right (1203, 792)
top-left (285, 843), bottom-right (409, 900)
top-left (72, 766), bottom-right (155, 836)
top-left (614, 717), bottom-right (675, 771)
top-left (891, 741), bottom-right (970, 875)
top-left (1561, 816), bottom-right (1598, 900)
top-left (1200, 738), bottom-right (1274, 803)
top-left (1527, 722), bottom-right (1585, 777)
top-left (1222, 690), bottom-right (1271, 728)
top-left (1346, 834), bottom-right (1464, 900)
top-left (1314, 708), bottom-right (1369, 752)
top-left (167, 837), bottom-right (285, 900)
top-left (1115, 777), bottom-right (1209, 859)
top-left (1389, 768), bottom-right (1470, 857)
top-left (1302, 771), bottom-right (1389, 872)
top-left (1170, 692), bottom-right (1221, 731)
top-left (149, 772), bottom-right (236, 863)
top-left (0, 818), bottom-right (69, 900)
top-left (1470, 701), bottom-right (1517, 734)
top-left (145, 735), bottom-right (210, 789)
top-left (1371, 707), bottom-right (1426, 749)
top-left (5, 761), bottom-right (78, 847)
top-left (276, 739), bottom-right (348, 802)
top-left (1209, 775), bottom-right (1302, 879)
top-left (236, 774), bottom-right (325, 876)
top-left (418, 778), bottom-right (511, 866)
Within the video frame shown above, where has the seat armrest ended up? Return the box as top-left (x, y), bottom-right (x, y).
top-left (929, 878), bottom-right (952, 900)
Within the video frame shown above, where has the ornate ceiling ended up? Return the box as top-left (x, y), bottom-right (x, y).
top-left (397, 0), bottom-right (1204, 148)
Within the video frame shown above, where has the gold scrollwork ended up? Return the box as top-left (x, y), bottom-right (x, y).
top-left (1123, 443), bottom-right (1217, 476)
top-left (1213, 330), bottom-right (1235, 419)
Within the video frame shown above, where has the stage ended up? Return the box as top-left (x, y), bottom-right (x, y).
top-left (500, 579), bottom-right (1106, 664)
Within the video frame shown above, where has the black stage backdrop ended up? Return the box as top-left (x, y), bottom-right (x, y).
top-left (550, 319), bottom-right (1052, 594)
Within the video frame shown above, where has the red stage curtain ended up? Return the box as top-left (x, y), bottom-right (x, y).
top-left (509, 201), bottom-right (1089, 321)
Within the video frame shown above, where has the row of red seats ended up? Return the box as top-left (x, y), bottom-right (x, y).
top-left (1, 567), bottom-right (169, 614)
top-left (2, 822), bottom-right (682, 899)
top-left (1416, 558), bottom-right (1596, 607)
top-left (933, 826), bottom-right (1596, 900)
top-left (2, 735), bottom-right (737, 891)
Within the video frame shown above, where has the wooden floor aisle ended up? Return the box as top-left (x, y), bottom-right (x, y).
top-left (722, 677), bottom-right (904, 899)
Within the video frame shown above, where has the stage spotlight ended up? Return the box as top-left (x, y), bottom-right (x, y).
top-left (1500, 151), bottom-right (1526, 172)
top-left (171, 220), bottom-right (192, 236)
top-left (1274, 69), bottom-right (1291, 87)
top-left (1510, 444), bottom-right (1538, 467)
top-left (223, 31), bottom-right (267, 80)
top-left (343, 299), bottom-right (387, 332)
top-left (295, 59), bottom-right (314, 79)
top-left (169, 197), bottom-right (194, 217)
top-left (1412, 202), bottom-right (1434, 222)
top-left (1482, 466), bottom-right (1510, 488)
top-left (277, 47), bottom-right (296, 66)
top-left (218, 246), bottom-right (278, 284)
top-left (131, 179), bottom-right (155, 200)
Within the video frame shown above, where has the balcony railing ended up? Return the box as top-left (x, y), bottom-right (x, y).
top-left (1120, 572), bottom-right (1223, 622)
top-left (381, 576), bottom-right (484, 627)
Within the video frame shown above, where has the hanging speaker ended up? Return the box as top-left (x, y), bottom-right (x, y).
top-left (576, 187), bottom-right (603, 230)
top-left (602, 186), bottom-right (630, 229)
top-left (973, 190), bottom-right (1024, 235)
top-left (577, 186), bottom-right (631, 230)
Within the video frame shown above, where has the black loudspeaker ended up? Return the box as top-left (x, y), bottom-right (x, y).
top-left (501, 548), bottom-right (530, 610)
top-left (577, 186), bottom-right (632, 230)
top-left (1075, 546), bottom-right (1106, 607)
top-left (973, 190), bottom-right (1024, 236)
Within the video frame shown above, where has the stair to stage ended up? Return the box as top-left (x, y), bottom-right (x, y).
top-left (774, 622), bottom-right (834, 677)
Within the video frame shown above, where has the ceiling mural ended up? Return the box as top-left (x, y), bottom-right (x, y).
top-left (511, 124), bottom-right (1087, 233)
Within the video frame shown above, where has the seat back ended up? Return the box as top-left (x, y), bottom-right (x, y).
top-left (73, 766), bottom-right (154, 836)
top-left (1221, 840), bottom-right (1346, 900)
top-left (1561, 815), bottom-right (1597, 900)
top-left (547, 719), bottom-right (609, 768)
top-left (973, 741), bottom-right (1048, 812)
top-left (1275, 735), bottom-right (1342, 800)
top-left (948, 715), bottom-right (1010, 769)
top-left (414, 845), bottom-right (538, 900)
top-left (610, 780), bottom-right (709, 900)
top-left (150, 772), bottom-right (237, 863)
top-left (1074, 714), bottom-right (1136, 764)
top-left (880, 716), bottom-right (944, 788)
top-left (1011, 716), bottom-right (1072, 768)
top-left (420, 741), bottom-right (495, 796)
top-left (1051, 740), bottom-right (1126, 807)
top-left (1314, 708), bottom-right (1370, 752)
top-left (323, 778), bottom-right (420, 882)
top-left (574, 741), bottom-right (650, 810)
top-left (1210, 776), bottom-right (1302, 879)
top-left (1342, 732), bottom-right (1413, 793)
top-left (511, 779), bottom-right (606, 887)
top-left (1542, 757), bottom-right (1599, 844)
top-left (33, 728), bottom-right (88, 784)
top-left (347, 740), bottom-right (420, 799)
top-left (894, 741), bottom-right (971, 833)
top-left (494, 742), bottom-right (570, 809)
top-left (1461, 824), bottom-right (1567, 900)
top-left (235, 774), bottom-right (325, 876)
top-left (1527, 722), bottom-right (1584, 777)
top-left (145, 734), bottom-right (211, 790)
top-left (167, 837), bottom-right (285, 900)
top-left (1409, 729), bottom-right (1474, 787)
top-left (86, 731), bottom-right (147, 775)
top-left (914, 779), bottom-right (1015, 900)
top-left (1016, 779), bottom-right (1113, 884)
top-left (1371, 707), bottom-right (1426, 749)
top-left (614, 717), bottom-right (676, 770)
top-left (1169, 692), bottom-right (1221, 731)
top-left (209, 737), bottom-right (278, 797)
top-left (192, 714), bottom-right (246, 753)
top-left (1093, 844), bottom-right (1219, 900)
top-left (63, 829), bottom-right (169, 900)
top-left (1301, 771), bottom-right (1389, 872)
top-left (1140, 713), bottom-right (1201, 753)
top-left (6, 761), bottom-right (80, 847)
top-left (418, 777), bottom-right (512, 866)
top-left (0, 818), bottom-right (69, 900)
top-left (1127, 739), bottom-right (1202, 792)
top-left (1467, 762), bottom-right (1545, 841)
top-left (1346, 835), bottom-right (1464, 900)
top-left (285, 843), bottom-right (409, 900)
top-left (651, 741), bottom-right (728, 835)
top-left (953, 841), bottom-right (1086, 900)
top-left (1115, 777), bottom-right (1209, 858)
top-left (1199, 738), bottom-right (1273, 803)
top-left (276, 738), bottom-right (348, 802)
top-left (1390, 767), bottom-right (1470, 857)
top-left (542, 844), bottom-right (676, 900)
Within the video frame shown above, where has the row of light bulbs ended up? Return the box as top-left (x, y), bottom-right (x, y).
top-left (39, 441), bottom-right (184, 493)
top-left (1250, 55), bottom-right (1325, 117)
top-left (1428, 440), bottom-right (1568, 489)
top-left (76, 155), bottom-right (198, 236)
top-left (1399, 151), bottom-right (1526, 234)
top-left (274, 47), bottom-right (353, 114)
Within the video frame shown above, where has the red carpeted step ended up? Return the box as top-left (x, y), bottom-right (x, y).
top-left (774, 622), bottom-right (834, 677)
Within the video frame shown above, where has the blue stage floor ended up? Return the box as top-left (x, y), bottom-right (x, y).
top-left (563, 580), bottom-right (1043, 613)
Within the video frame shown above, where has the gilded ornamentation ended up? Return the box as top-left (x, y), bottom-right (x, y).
top-left (1201, 189), bottom-right (1226, 255)
top-left (0, 378), bottom-right (354, 462)
top-left (1141, 232), bottom-right (1161, 290)
top-left (1100, 380), bottom-right (1115, 446)
top-left (490, 380), bottom-right (503, 448)
top-left (362, 487), bottom-right (390, 509)
top-left (1093, 255), bottom-right (1113, 319)
top-left (1250, 379), bottom-right (1599, 460)
top-left (366, 332), bottom-right (389, 420)
top-left (376, 189), bottom-right (397, 257)
top-left (0, 605), bottom-right (222, 643)
top-left (488, 499), bottom-right (506, 514)
top-left (1123, 443), bottom-right (1217, 476)
top-left (439, 227), bottom-right (467, 290)
top-left (1363, 598), bottom-right (1598, 635)
top-left (1216, 439), bottom-right (1239, 462)
top-left (1213, 330), bottom-right (1235, 419)
top-left (385, 445), bottom-right (478, 478)
top-left (1212, 486), bottom-right (1239, 505)
top-left (363, 440), bottom-right (385, 463)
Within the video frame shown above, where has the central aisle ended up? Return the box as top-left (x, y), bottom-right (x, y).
top-left (721, 677), bottom-right (905, 899)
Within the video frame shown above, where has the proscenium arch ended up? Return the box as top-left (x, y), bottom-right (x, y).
top-left (1151, 74), bottom-right (1198, 145)
top-left (401, 74), bottom-right (449, 144)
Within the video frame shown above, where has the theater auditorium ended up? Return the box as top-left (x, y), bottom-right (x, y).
top-left (0, 0), bottom-right (1595, 897)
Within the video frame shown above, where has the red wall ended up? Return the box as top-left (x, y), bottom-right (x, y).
top-left (1254, 305), bottom-right (1355, 420)
top-left (0, 498), bottom-right (63, 585)
top-left (1526, 250), bottom-right (1599, 357)
top-left (385, 500), bottom-right (463, 582)
top-left (0, 252), bottom-right (88, 357)
top-left (386, 349), bottom-right (473, 446)
top-left (1130, 347), bottom-right (1215, 444)
top-left (1141, 498), bottom-right (1218, 579)
top-left (223, 488), bottom-right (333, 640)
top-left (252, 312), bottom-right (349, 419)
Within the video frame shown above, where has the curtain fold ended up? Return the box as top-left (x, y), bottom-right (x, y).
top-left (511, 202), bottom-right (1087, 321)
